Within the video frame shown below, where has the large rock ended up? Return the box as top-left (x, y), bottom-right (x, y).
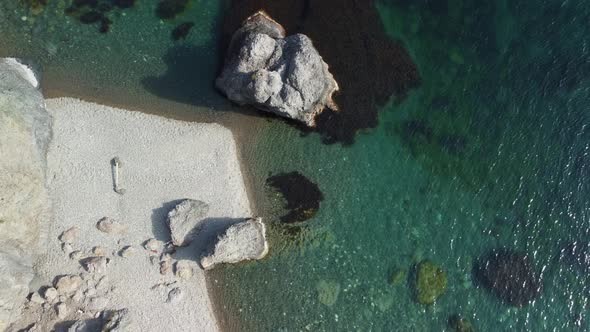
top-left (216, 11), bottom-right (339, 127)
top-left (201, 217), bottom-right (269, 270)
top-left (167, 199), bottom-right (209, 246)
top-left (474, 248), bottom-right (542, 306)
top-left (0, 58), bottom-right (51, 330)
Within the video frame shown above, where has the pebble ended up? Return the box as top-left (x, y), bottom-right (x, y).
top-left (96, 217), bottom-right (127, 234)
top-left (160, 260), bottom-right (172, 275)
top-left (56, 302), bottom-right (68, 319)
top-left (92, 246), bottom-right (109, 257)
top-left (82, 256), bottom-right (108, 274)
top-left (174, 260), bottom-right (193, 280)
top-left (85, 287), bottom-right (96, 297)
top-left (59, 226), bottom-right (79, 244)
top-left (69, 250), bottom-right (83, 260)
top-left (43, 287), bottom-right (58, 302)
top-left (30, 291), bottom-right (45, 304)
top-left (61, 243), bottom-right (73, 254)
top-left (144, 238), bottom-right (162, 254)
top-left (166, 287), bottom-right (183, 304)
top-left (119, 245), bottom-right (136, 258)
top-left (55, 275), bottom-right (83, 294)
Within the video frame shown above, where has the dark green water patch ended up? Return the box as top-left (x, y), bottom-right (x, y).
top-left (266, 171), bottom-right (324, 224)
top-left (156, 0), bottom-right (190, 20)
top-left (473, 248), bottom-right (543, 307)
top-left (222, 0), bottom-right (421, 145)
top-left (171, 22), bottom-right (194, 41)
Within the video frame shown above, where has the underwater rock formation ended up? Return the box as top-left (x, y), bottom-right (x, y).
top-left (413, 260), bottom-right (448, 305)
top-left (266, 171), bottom-right (324, 223)
top-left (167, 199), bottom-right (210, 247)
top-left (222, 0), bottom-right (420, 144)
top-left (474, 248), bottom-right (542, 307)
top-left (216, 11), bottom-right (339, 127)
top-left (201, 217), bottom-right (268, 270)
top-left (0, 58), bottom-right (51, 330)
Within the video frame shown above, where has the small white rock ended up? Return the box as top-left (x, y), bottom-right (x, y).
top-left (61, 243), bottom-right (73, 254)
top-left (160, 260), bottom-right (172, 275)
top-left (92, 246), bottom-right (109, 257)
top-left (43, 287), bottom-right (58, 302)
top-left (69, 250), bottom-right (83, 260)
top-left (119, 246), bottom-right (136, 258)
top-left (82, 256), bottom-right (108, 274)
top-left (84, 287), bottom-right (96, 297)
top-left (55, 275), bottom-right (83, 294)
top-left (96, 217), bottom-right (127, 234)
top-left (174, 261), bottom-right (193, 280)
top-left (144, 238), bottom-right (162, 254)
top-left (30, 291), bottom-right (45, 304)
top-left (59, 226), bottom-right (80, 244)
top-left (56, 302), bottom-right (68, 319)
top-left (166, 287), bottom-right (183, 304)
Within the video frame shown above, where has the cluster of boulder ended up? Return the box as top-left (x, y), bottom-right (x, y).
top-left (166, 199), bottom-right (269, 270)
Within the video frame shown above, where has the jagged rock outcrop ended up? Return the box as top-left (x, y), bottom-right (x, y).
top-left (201, 218), bottom-right (268, 270)
top-left (216, 11), bottom-right (339, 127)
top-left (0, 58), bottom-right (51, 330)
top-left (167, 199), bottom-right (209, 247)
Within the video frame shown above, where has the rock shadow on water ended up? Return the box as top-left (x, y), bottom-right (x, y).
top-left (221, 0), bottom-right (421, 145)
top-left (142, 45), bottom-right (225, 109)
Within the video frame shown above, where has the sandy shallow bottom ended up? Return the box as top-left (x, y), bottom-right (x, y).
top-left (10, 98), bottom-right (252, 332)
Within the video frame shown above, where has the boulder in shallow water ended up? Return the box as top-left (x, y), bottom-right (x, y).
top-left (474, 248), bottom-right (542, 306)
top-left (167, 199), bottom-right (210, 246)
top-left (216, 11), bottom-right (339, 127)
top-left (201, 218), bottom-right (268, 270)
top-left (414, 260), bottom-right (447, 305)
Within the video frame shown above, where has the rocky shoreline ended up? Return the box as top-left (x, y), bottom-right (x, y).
top-left (0, 59), bottom-right (268, 331)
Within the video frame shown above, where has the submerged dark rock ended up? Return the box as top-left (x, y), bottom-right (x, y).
top-left (216, 11), bottom-right (339, 127)
top-left (266, 171), bottom-right (324, 223)
top-left (156, 0), bottom-right (189, 20)
top-left (171, 22), bottom-right (195, 41)
top-left (448, 314), bottom-right (475, 332)
top-left (79, 11), bottom-right (103, 24)
top-left (222, 0), bottom-right (420, 145)
top-left (474, 249), bottom-right (542, 306)
top-left (113, 0), bottom-right (136, 9)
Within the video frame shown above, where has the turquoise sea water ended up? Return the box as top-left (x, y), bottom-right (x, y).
top-left (2, 1), bottom-right (590, 331)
